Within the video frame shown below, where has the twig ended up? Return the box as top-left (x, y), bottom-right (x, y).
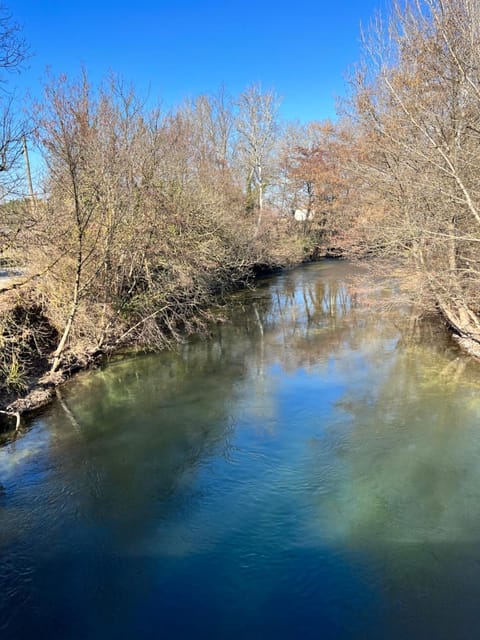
top-left (0, 409), bottom-right (21, 431)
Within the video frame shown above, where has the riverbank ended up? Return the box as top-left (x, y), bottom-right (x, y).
top-left (5, 251), bottom-right (480, 435)
top-left (0, 244), bottom-right (313, 432)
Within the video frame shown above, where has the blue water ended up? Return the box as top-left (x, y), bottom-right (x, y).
top-left (2, 261), bottom-right (480, 639)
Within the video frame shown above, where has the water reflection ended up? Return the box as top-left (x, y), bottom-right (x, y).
top-left (2, 260), bottom-right (480, 639)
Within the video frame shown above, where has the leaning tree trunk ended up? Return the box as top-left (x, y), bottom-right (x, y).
top-left (50, 246), bottom-right (82, 373)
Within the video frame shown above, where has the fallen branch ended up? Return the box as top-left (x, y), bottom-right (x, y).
top-left (0, 409), bottom-right (20, 431)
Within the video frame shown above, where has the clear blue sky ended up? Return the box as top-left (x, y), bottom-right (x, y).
top-left (13, 0), bottom-right (385, 122)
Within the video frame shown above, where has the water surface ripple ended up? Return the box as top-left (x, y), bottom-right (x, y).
top-left (2, 261), bottom-right (480, 639)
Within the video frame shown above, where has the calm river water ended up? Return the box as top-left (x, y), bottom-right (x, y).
top-left (2, 261), bottom-right (480, 639)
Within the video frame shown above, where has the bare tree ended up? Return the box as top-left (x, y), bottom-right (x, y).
top-left (182, 87), bottom-right (235, 186)
top-left (235, 83), bottom-right (281, 230)
top-left (0, 4), bottom-right (27, 74)
top-left (0, 68), bottom-right (309, 405)
top-left (0, 3), bottom-right (29, 262)
top-left (347, 0), bottom-right (480, 347)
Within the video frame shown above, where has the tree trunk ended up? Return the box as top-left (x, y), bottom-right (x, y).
top-left (51, 247), bottom-right (82, 373)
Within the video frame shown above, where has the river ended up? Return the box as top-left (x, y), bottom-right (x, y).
top-left (2, 260), bottom-right (480, 639)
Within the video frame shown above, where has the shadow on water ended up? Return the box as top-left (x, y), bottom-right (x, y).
top-left (2, 260), bottom-right (480, 639)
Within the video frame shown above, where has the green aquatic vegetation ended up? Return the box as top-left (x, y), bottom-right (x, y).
top-left (2, 355), bottom-right (27, 392)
